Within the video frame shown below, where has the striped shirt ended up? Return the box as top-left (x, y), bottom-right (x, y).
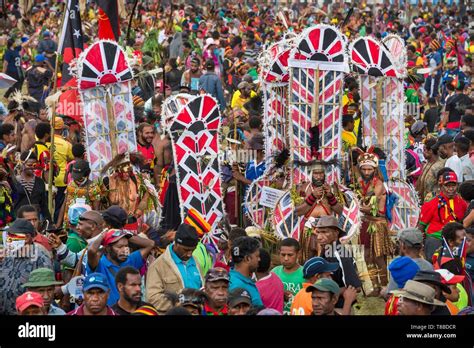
top-left (18, 177), bottom-right (35, 195)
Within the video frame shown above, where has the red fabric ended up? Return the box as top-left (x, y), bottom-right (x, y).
top-left (34, 234), bottom-right (52, 252)
top-left (97, 8), bottom-right (119, 41)
top-left (67, 304), bottom-right (118, 315)
top-left (384, 295), bottom-right (399, 315)
top-left (419, 193), bottom-right (468, 237)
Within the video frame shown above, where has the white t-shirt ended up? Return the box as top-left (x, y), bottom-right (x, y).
top-left (446, 155), bottom-right (463, 183)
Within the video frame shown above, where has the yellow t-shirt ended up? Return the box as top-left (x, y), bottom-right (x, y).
top-left (342, 129), bottom-right (357, 150)
top-left (48, 135), bottom-right (73, 187)
top-left (231, 90), bottom-right (257, 110)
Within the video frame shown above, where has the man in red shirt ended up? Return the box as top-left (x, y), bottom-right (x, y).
top-left (136, 122), bottom-right (158, 183)
top-left (418, 170), bottom-right (468, 262)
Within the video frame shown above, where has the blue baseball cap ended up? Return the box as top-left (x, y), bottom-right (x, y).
top-left (83, 273), bottom-right (110, 292)
top-left (303, 257), bottom-right (339, 279)
top-left (35, 54), bottom-right (46, 63)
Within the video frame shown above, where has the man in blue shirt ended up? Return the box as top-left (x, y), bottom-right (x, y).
top-left (198, 59), bottom-right (226, 111)
top-left (229, 236), bottom-right (263, 307)
top-left (3, 38), bottom-right (24, 98)
top-left (87, 228), bottom-right (154, 306)
top-left (146, 224), bottom-right (205, 314)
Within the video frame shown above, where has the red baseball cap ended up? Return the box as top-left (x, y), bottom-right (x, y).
top-left (102, 229), bottom-right (132, 247)
top-left (16, 291), bottom-right (44, 313)
top-left (440, 171), bottom-right (458, 185)
top-left (436, 269), bottom-right (465, 285)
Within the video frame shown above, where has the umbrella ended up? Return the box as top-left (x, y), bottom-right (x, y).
top-left (0, 73), bottom-right (18, 89)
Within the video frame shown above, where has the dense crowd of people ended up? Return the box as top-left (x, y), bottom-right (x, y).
top-left (0, 0), bottom-right (473, 316)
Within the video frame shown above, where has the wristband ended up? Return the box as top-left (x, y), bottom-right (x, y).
top-left (328, 196), bottom-right (338, 206)
top-left (305, 193), bottom-right (317, 206)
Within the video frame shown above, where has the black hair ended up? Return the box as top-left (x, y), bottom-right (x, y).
top-left (115, 266), bottom-right (140, 286)
top-left (279, 238), bottom-right (300, 252)
top-left (455, 136), bottom-right (470, 153)
top-left (165, 307), bottom-right (191, 315)
top-left (34, 122), bottom-right (51, 139)
top-left (72, 143), bottom-right (86, 158)
top-left (0, 123), bottom-right (14, 139)
top-left (428, 97), bottom-right (437, 105)
top-left (231, 236), bottom-right (260, 264)
top-left (459, 181), bottom-right (474, 201)
top-left (442, 222), bottom-right (465, 244)
top-left (205, 59), bottom-right (215, 70)
top-left (462, 115), bottom-right (474, 128)
top-left (168, 57), bottom-right (178, 70)
top-left (17, 205), bottom-right (38, 218)
top-left (465, 228), bottom-right (474, 237)
top-left (229, 227), bottom-right (247, 242)
top-left (249, 116), bottom-right (262, 130)
top-left (183, 41), bottom-right (192, 49)
top-left (464, 130), bottom-right (474, 143)
top-left (407, 45), bottom-right (416, 53)
top-left (446, 83), bottom-right (455, 92)
top-left (257, 248), bottom-right (271, 273)
top-left (342, 114), bottom-right (354, 127)
top-left (424, 137), bottom-right (438, 155)
top-left (456, 81), bottom-right (465, 92)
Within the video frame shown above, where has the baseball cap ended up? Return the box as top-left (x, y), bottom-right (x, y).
top-left (102, 205), bottom-right (128, 228)
top-left (68, 202), bottom-right (92, 226)
top-left (35, 54), bottom-right (45, 63)
top-left (71, 159), bottom-right (90, 181)
top-left (83, 272), bottom-right (110, 292)
top-left (8, 218), bottom-right (35, 236)
top-left (436, 269), bottom-right (465, 285)
top-left (302, 257), bottom-right (339, 279)
top-left (410, 121), bottom-right (427, 135)
top-left (175, 224), bottom-right (199, 247)
top-left (102, 229), bottom-right (132, 247)
top-left (15, 291), bottom-right (44, 313)
top-left (228, 288), bottom-right (252, 307)
top-left (433, 134), bottom-right (454, 150)
top-left (397, 228), bottom-right (423, 247)
top-left (22, 268), bottom-right (63, 288)
top-left (306, 278), bottom-right (341, 296)
top-left (439, 171), bottom-right (458, 185)
top-left (205, 267), bottom-right (230, 283)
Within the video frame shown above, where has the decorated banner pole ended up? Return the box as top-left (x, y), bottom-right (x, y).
top-left (47, 7), bottom-right (69, 217)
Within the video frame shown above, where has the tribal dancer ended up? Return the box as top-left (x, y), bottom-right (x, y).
top-left (353, 148), bottom-right (393, 297)
top-left (295, 160), bottom-right (343, 260)
top-left (101, 152), bottom-right (158, 232)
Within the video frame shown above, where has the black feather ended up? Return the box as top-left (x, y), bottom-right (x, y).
top-left (274, 148), bottom-right (290, 168)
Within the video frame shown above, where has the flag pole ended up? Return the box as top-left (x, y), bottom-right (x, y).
top-left (48, 2), bottom-right (69, 221)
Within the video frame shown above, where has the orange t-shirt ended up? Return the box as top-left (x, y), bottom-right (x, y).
top-left (290, 282), bottom-right (313, 315)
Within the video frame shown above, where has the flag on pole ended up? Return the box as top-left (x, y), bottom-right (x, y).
top-left (96, 0), bottom-right (120, 41)
top-left (57, 0), bottom-right (84, 123)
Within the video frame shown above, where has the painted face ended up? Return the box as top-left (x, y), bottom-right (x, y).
top-left (108, 238), bottom-right (130, 263)
top-left (442, 182), bottom-right (458, 199)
